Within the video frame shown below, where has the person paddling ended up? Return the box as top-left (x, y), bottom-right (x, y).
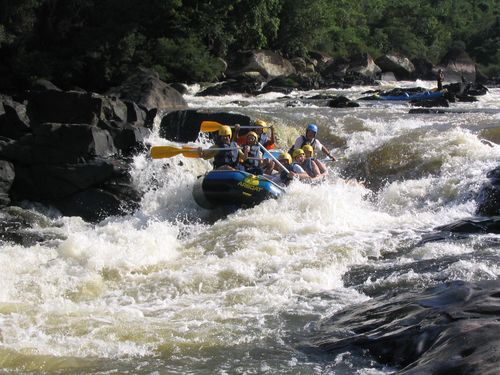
top-left (198, 125), bottom-right (244, 170)
top-left (302, 144), bottom-right (327, 178)
top-left (241, 131), bottom-right (264, 175)
top-left (289, 123), bottom-right (336, 161)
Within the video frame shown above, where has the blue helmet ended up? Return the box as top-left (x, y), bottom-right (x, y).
top-left (306, 123), bottom-right (318, 134)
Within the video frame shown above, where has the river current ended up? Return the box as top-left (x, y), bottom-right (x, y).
top-left (1, 81), bottom-right (499, 374)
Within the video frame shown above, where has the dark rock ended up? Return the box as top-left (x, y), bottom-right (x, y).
top-left (197, 79), bottom-right (262, 96)
top-left (347, 53), bottom-right (381, 79)
top-left (439, 48), bottom-right (476, 83)
top-left (27, 90), bottom-right (128, 126)
top-left (159, 109), bottom-right (251, 142)
top-left (313, 280), bottom-right (500, 374)
top-left (409, 108), bottom-right (447, 114)
top-left (170, 82), bottom-right (189, 95)
top-left (410, 97), bottom-right (449, 107)
top-left (0, 123), bottom-right (116, 165)
top-left (106, 67), bottom-right (187, 111)
top-left (56, 187), bottom-right (135, 223)
top-left (0, 98), bottom-right (31, 139)
top-left (476, 166), bottom-right (500, 216)
top-left (11, 157), bottom-right (126, 200)
top-left (0, 160), bottom-right (14, 206)
top-left (327, 96), bottom-right (359, 108)
top-left (99, 121), bottom-right (151, 156)
top-left (226, 49), bottom-right (296, 79)
top-left (0, 206), bottom-right (65, 246)
top-left (375, 54), bottom-right (415, 80)
top-left (411, 57), bottom-right (435, 80)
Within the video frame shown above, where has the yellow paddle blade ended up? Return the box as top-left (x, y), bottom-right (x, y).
top-left (200, 121), bottom-right (223, 132)
top-left (150, 146), bottom-right (183, 159)
top-left (180, 146), bottom-right (202, 158)
top-left (150, 145), bottom-right (202, 159)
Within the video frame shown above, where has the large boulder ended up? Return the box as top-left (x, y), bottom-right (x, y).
top-left (27, 90), bottom-right (128, 126)
top-left (159, 110), bottom-right (251, 143)
top-left (226, 50), bottom-right (296, 80)
top-left (0, 123), bottom-right (116, 165)
top-left (438, 48), bottom-right (476, 83)
top-left (347, 53), bottom-right (382, 79)
top-left (106, 67), bottom-right (187, 111)
top-left (11, 158), bottom-right (123, 200)
top-left (0, 98), bottom-right (31, 139)
top-left (375, 54), bottom-right (415, 80)
top-left (411, 57), bottom-right (435, 80)
top-left (314, 280), bottom-right (500, 374)
top-left (476, 165), bottom-right (500, 216)
top-left (0, 160), bottom-right (14, 206)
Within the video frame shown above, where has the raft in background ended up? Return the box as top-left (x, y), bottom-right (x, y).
top-left (378, 90), bottom-right (445, 101)
top-left (193, 170), bottom-right (285, 209)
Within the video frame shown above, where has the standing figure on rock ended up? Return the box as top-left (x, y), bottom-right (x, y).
top-left (437, 69), bottom-right (444, 91)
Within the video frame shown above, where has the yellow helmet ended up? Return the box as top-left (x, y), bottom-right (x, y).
top-left (302, 144), bottom-right (314, 156)
top-left (218, 125), bottom-right (232, 137)
top-left (246, 131), bottom-right (258, 141)
top-left (292, 149), bottom-right (305, 158)
top-left (278, 152), bottom-right (292, 164)
top-left (255, 119), bottom-right (267, 127)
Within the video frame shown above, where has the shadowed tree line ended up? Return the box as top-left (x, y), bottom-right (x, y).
top-left (0, 0), bottom-right (498, 93)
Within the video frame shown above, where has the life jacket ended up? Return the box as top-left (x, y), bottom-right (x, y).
top-left (237, 132), bottom-right (275, 150)
top-left (302, 158), bottom-right (315, 177)
top-left (213, 141), bottom-right (239, 169)
top-left (289, 135), bottom-right (316, 154)
top-left (242, 144), bottom-right (261, 168)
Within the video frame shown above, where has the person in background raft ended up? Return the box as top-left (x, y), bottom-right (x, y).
top-left (302, 144), bottom-right (327, 178)
top-left (437, 69), bottom-right (444, 91)
top-left (241, 131), bottom-right (264, 175)
top-left (198, 125), bottom-right (244, 170)
top-left (289, 123), bottom-right (336, 161)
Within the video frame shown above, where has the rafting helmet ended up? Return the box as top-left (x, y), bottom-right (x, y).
top-left (218, 125), bottom-right (232, 137)
top-left (279, 152), bottom-right (292, 164)
top-left (306, 123), bottom-right (318, 134)
top-left (246, 131), bottom-right (258, 142)
top-left (255, 119), bottom-right (267, 134)
top-left (293, 149), bottom-right (305, 158)
top-left (302, 144), bottom-right (314, 156)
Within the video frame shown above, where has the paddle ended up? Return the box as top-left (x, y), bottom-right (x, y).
top-left (150, 145), bottom-right (239, 159)
top-left (200, 120), bottom-right (270, 133)
top-left (258, 142), bottom-right (289, 174)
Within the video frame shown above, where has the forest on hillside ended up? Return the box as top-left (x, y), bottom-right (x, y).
top-left (0, 0), bottom-right (498, 93)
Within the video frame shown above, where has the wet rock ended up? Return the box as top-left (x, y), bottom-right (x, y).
top-left (410, 97), bottom-right (449, 107)
top-left (375, 54), bottom-right (415, 80)
top-left (0, 98), bottom-right (31, 139)
top-left (106, 67), bottom-right (187, 111)
top-left (159, 109), bottom-right (251, 143)
top-left (327, 96), bottom-right (359, 108)
top-left (226, 50), bottom-right (296, 80)
top-left (476, 166), bottom-right (500, 216)
top-left (313, 280), bottom-right (500, 374)
top-left (197, 79), bottom-right (263, 96)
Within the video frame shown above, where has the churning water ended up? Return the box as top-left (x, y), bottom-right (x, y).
top-left (1, 82), bottom-right (499, 374)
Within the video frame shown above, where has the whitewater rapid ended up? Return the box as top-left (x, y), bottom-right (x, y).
top-left (1, 83), bottom-right (499, 374)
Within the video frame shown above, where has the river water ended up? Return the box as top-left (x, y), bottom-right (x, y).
top-left (1, 81), bottom-right (499, 374)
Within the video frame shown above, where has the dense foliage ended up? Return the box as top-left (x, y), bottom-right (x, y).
top-left (0, 0), bottom-right (498, 92)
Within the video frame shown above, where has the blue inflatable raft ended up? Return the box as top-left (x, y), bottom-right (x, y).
top-left (192, 170), bottom-right (285, 209)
